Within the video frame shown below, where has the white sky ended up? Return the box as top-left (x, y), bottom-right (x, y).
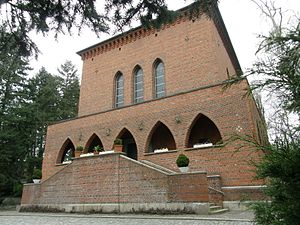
top-left (29, 0), bottom-right (300, 78)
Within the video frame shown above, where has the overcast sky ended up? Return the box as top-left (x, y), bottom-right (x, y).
top-left (29, 0), bottom-right (300, 78)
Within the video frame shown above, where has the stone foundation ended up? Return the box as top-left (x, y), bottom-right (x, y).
top-left (20, 202), bottom-right (210, 214)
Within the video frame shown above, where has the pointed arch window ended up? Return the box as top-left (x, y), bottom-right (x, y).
top-left (134, 67), bottom-right (144, 103)
top-left (186, 114), bottom-right (222, 148)
top-left (154, 60), bottom-right (165, 98)
top-left (115, 72), bottom-right (124, 108)
top-left (147, 121), bottom-right (176, 153)
top-left (59, 138), bottom-right (75, 164)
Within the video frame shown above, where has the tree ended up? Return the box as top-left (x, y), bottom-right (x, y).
top-left (0, 27), bottom-right (32, 197)
top-left (0, 0), bottom-right (218, 57)
top-left (227, 1), bottom-right (300, 224)
top-left (57, 61), bottom-right (80, 120)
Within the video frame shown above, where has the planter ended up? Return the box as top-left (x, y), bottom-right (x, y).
top-left (193, 143), bottom-right (213, 148)
top-left (178, 166), bottom-right (189, 173)
top-left (75, 150), bottom-right (82, 158)
top-left (114, 144), bottom-right (123, 153)
top-left (33, 179), bottom-right (41, 184)
top-left (80, 153), bottom-right (94, 157)
top-left (154, 148), bottom-right (168, 153)
top-left (99, 150), bottom-right (114, 155)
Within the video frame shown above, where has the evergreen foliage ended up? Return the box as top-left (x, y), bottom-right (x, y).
top-left (0, 56), bottom-right (80, 197)
top-left (226, 1), bottom-right (300, 224)
top-left (0, 0), bottom-right (218, 57)
top-left (176, 154), bottom-right (190, 167)
top-left (252, 133), bottom-right (300, 225)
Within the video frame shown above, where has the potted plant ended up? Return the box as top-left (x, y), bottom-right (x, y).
top-left (113, 138), bottom-right (123, 152)
top-left (75, 145), bottom-right (84, 158)
top-left (93, 145), bottom-right (103, 155)
top-left (32, 168), bottom-right (42, 184)
top-left (176, 154), bottom-right (190, 173)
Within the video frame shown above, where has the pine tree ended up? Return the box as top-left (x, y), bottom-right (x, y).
top-left (0, 28), bottom-right (31, 197)
top-left (57, 61), bottom-right (80, 120)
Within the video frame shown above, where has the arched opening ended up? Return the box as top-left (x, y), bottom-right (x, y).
top-left (116, 128), bottom-right (138, 160)
top-left (114, 71), bottom-right (124, 108)
top-left (85, 134), bottom-right (104, 153)
top-left (133, 65), bottom-right (144, 103)
top-left (187, 114), bottom-right (222, 148)
top-left (147, 122), bottom-right (176, 153)
top-left (153, 59), bottom-right (165, 98)
top-left (60, 138), bottom-right (75, 163)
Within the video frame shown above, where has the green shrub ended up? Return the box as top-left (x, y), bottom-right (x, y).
top-left (75, 145), bottom-right (84, 151)
top-left (32, 168), bottom-right (42, 179)
top-left (176, 154), bottom-right (190, 167)
top-left (114, 138), bottom-right (123, 145)
top-left (93, 145), bottom-right (103, 152)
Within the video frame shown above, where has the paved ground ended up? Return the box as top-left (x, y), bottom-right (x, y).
top-left (0, 210), bottom-right (255, 225)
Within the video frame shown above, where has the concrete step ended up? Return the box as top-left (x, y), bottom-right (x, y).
top-left (209, 208), bottom-right (229, 214)
top-left (209, 203), bottom-right (229, 214)
top-left (209, 205), bottom-right (222, 211)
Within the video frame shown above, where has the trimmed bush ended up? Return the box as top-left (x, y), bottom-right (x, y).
top-left (176, 154), bottom-right (190, 167)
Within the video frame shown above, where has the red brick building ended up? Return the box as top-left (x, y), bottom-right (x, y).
top-left (21, 4), bottom-right (267, 214)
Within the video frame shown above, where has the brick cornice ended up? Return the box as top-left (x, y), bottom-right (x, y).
top-left (77, 16), bottom-right (189, 61)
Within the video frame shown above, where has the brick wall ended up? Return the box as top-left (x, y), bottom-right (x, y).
top-left (42, 80), bottom-right (263, 189)
top-left (22, 153), bottom-right (208, 205)
top-left (77, 15), bottom-right (236, 117)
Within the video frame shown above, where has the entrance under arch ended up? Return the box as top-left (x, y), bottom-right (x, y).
top-left (60, 139), bottom-right (75, 163)
top-left (187, 114), bottom-right (222, 148)
top-left (85, 134), bottom-right (104, 153)
top-left (147, 122), bottom-right (176, 153)
top-left (117, 129), bottom-right (138, 160)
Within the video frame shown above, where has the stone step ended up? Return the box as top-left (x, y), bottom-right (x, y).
top-left (209, 208), bottom-right (229, 214)
top-left (209, 205), bottom-right (222, 211)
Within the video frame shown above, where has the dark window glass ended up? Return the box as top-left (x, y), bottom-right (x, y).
top-left (115, 73), bottom-right (124, 107)
top-left (154, 61), bottom-right (165, 98)
top-left (134, 68), bottom-right (144, 103)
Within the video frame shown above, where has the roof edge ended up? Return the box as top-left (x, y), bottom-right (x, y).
top-left (76, 2), bottom-right (211, 56)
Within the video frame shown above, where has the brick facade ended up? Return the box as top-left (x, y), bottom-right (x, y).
top-left (22, 4), bottom-right (267, 212)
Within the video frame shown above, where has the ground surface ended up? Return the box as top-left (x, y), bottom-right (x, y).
top-left (0, 210), bottom-right (255, 225)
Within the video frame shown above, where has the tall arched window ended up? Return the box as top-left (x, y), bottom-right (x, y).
top-left (115, 72), bottom-right (124, 108)
top-left (134, 67), bottom-right (144, 103)
top-left (154, 60), bottom-right (165, 98)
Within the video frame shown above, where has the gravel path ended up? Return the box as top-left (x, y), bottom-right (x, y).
top-left (0, 210), bottom-right (255, 225)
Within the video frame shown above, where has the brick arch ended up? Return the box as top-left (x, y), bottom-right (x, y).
top-left (145, 121), bottom-right (176, 153)
top-left (114, 127), bottom-right (138, 160)
top-left (56, 138), bottom-right (75, 164)
top-left (132, 64), bottom-right (142, 73)
top-left (152, 58), bottom-right (164, 67)
top-left (185, 113), bottom-right (222, 148)
top-left (84, 133), bottom-right (104, 153)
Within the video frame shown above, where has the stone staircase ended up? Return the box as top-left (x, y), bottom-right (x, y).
top-left (209, 203), bottom-right (229, 214)
top-left (140, 159), bottom-right (229, 215)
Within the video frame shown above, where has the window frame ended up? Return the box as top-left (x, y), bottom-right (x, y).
top-left (133, 66), bottom-right (144, 104)
top-left (153, 60), bottom-right (166, 99)
top-left (115, 72), bottom-right (124, 108)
